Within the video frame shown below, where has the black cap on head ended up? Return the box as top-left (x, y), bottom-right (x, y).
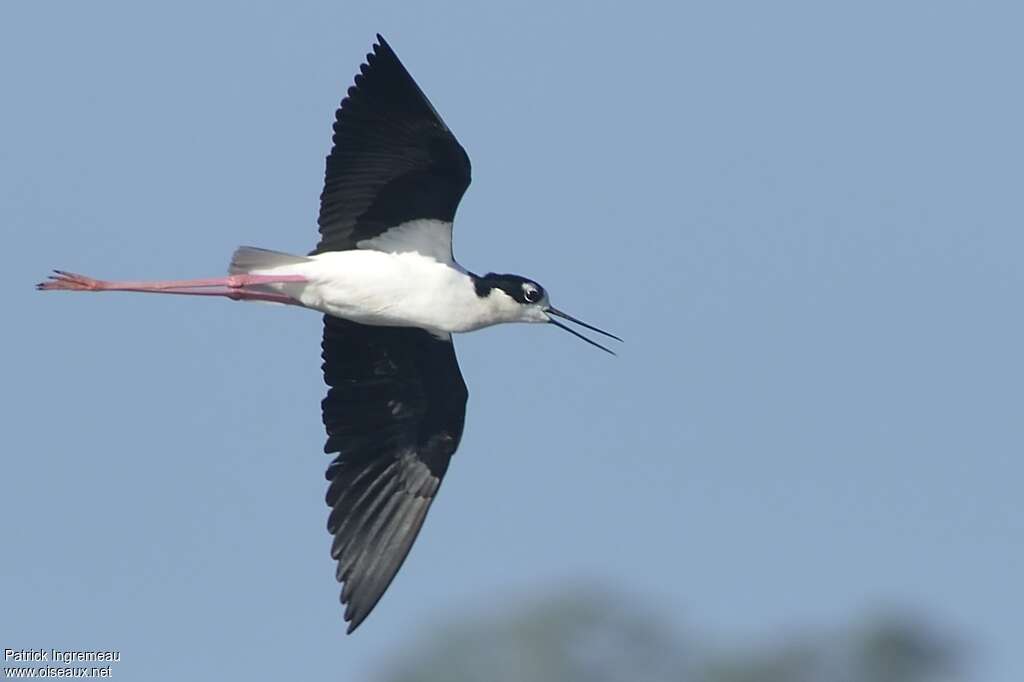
top-left (472, 273), bottom-right (545, 304)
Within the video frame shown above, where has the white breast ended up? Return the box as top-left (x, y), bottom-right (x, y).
top-left (250, 250), bottom-right (511, 334)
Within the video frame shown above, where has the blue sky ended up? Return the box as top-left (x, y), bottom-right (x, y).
top-left (2, 1), bottom-right (1021, 680)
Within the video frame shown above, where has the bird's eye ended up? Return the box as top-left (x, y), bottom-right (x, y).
top-left (523, 286), bottom-right (542, 303)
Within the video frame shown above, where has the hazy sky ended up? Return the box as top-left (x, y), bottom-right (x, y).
top-left (2, 2), bottom-right (1021, 680)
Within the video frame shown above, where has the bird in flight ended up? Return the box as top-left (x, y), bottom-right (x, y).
top-left (38, 34), bottom-right (620, 633)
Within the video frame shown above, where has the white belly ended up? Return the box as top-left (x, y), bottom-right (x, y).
top-left (251, 250), bottom-right (490, 334)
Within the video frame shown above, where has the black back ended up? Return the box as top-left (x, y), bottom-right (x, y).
top-left (320, 316), bottom-right (468, 633)
top-left (313, 35), bottom-right (472, 254)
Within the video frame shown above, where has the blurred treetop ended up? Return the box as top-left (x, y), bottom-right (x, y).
top-left (378, 586), bottom-right (961, 682)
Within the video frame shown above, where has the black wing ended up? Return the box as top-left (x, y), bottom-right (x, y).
top-left (313, 34), bottom-right (472, 255)
top-left (321, 315), bottom-right (469, 633)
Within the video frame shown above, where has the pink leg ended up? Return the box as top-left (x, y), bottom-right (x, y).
top-left (37, 270), bottom-right (306, 291)
top-left (139, 289), bottom-right (304, 305)
top-left (37, 270), bottom-right (308, 306)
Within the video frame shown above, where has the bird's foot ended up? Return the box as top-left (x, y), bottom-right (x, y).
top-left (37, 270), bottom-right (108, 291)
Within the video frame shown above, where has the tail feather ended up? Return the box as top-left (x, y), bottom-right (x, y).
top-left (229, 246), bottom-right (310, 274)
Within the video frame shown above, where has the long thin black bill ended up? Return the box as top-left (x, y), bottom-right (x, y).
top-left (548, 319), bottom-right (616, 355)
top-left (547, 307), bottom-right (623, 342)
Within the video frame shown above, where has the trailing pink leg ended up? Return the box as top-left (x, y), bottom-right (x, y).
top-left (37, 270), bottom-right (306, 291)
top-left (36, 270), bottom-right (308, 306)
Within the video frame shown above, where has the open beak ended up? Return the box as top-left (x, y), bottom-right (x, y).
top-left (546, 306), bottom-right (622, 356)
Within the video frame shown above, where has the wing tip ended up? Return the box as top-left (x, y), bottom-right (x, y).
top-left (374, 33), bottom-right (393, 59)
top-left (344, 611), bottom-right (365, 635)
top-left (341, 588), bottom-right (373, 634)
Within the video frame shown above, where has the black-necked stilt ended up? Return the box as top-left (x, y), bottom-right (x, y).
top-left (38, 34), bottom-right (620, 633)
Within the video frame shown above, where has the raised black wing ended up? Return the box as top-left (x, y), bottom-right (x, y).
top-left (321, 315), bottom-right (469, 633)
top-left (313, 34), bottom-right (472, 255)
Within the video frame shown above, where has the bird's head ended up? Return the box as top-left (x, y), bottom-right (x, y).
top-left (473, 273), bottom-right (621, 354)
